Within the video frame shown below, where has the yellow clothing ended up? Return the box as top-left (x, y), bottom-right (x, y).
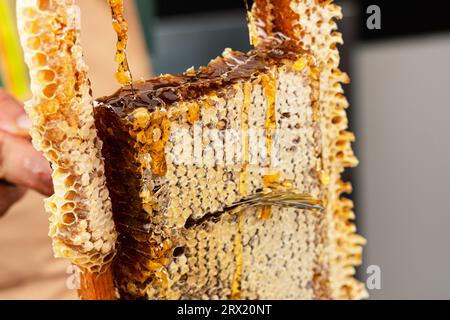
top-left (0, 0), bottom-right (29, 99)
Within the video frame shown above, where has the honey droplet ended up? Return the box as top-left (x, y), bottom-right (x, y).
top-left (320, 171), bottom-right (330, 186)
top-left (292, 57), bottom-right (308, 71)
top-left (258, 206), bottom-right (272, 220)
top-left (186, 102), bottom-right (200, 124)
top-left (262, 171), bottom-right (281, 188)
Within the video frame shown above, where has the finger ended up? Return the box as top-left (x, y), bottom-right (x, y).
top-left (0, 89), bottom-right (31, 138)
top-left (0, 183), bottom-right (27, 218)
top-left (0, 131), bottom-right (53, 196)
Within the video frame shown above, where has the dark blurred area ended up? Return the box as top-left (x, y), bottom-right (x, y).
top-left (144, 0), bottom-right (450, 73)
top-left (142, 0), bottom-right (450, 299)
top-left (359, 0), bottom-right (450, 40)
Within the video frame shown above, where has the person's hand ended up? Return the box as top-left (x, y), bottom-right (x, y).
top-left (0, 89), bottom-right (53, 217)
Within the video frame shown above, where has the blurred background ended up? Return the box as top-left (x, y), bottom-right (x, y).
top-left (0, 0), bottom-right (449, 299)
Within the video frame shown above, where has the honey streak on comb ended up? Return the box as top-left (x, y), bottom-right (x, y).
top-left (232, 81), bottom-right (252, 300)
top-left (259, 72), bottom-right (278, 220)
top-left (107, 0), bottom-right (133, 85)
top-left (262, 73), bottom-right (277, 168)
top-left (239, 82), bottom-right (252, 197)
top-left (231, 213), bottom-right (244, 300)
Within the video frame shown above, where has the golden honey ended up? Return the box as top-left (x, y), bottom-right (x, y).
top-left (108, 0), bottom-right (133, 85)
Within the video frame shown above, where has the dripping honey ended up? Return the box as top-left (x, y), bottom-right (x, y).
top-left (108, 0), bottom-right (133, 85)
top-left (232, 81), bottom-right (252, 300)
top-left (239, 82), bottom-right (252, 196)
top-left (259, 171), bottom-right (280, 220)
top-left (231, 213), bottom-right (244, 300)
top-left (260, 73), bottom-right (278, 220)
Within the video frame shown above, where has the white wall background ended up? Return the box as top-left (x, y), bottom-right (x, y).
top-left (354, 34), bottom-right (450, 299)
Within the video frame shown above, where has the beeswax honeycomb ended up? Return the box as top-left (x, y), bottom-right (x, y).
top-left (95, 39), bottom-right (326, 299)
top-left (17, 0), bottom-right (117, 273)
top-left (249, 0), bottom-right (367, 299)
